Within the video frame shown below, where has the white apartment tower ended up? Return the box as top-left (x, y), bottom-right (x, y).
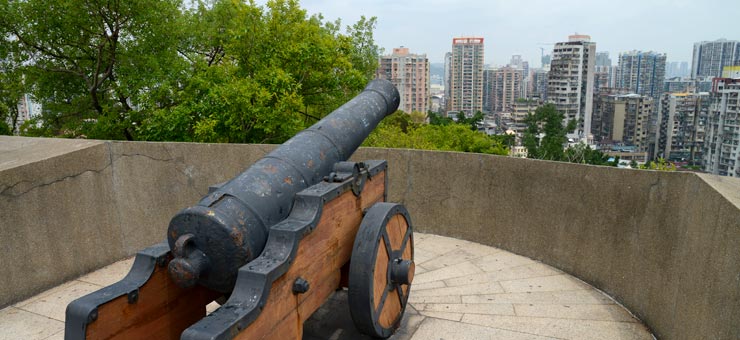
top-left (448, 37), bottom-right (485, 117)
top-left (691, 39), bottom-right (740, 79)
top-left (546, 34), bottom-right (596, 142)
top-left (592, 93), bottom-right (654, 151)
top-left (703, 76), bottom-right (740, 177)
top-left (655, 92), bottom-right (710, 161)
top-left (10, 94), bottom-right (42, 134)
top-left (617, 50), bottom-right (667, 99)
top-left (492, 67), bottom-right (523, 113)
top-left (376, 47), bottom-right (430, 113)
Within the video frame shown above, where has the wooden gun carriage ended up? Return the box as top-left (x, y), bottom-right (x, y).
top-left (65, 80), bottom-right (415, 340)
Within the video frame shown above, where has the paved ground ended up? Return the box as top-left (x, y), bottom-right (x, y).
top-left (0, 233), bottom-right (653, 340)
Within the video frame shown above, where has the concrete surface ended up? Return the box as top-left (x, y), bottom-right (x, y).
top-left (1, 137), bottom-right (738, 339)
top-left (0, 233), bottom-right (652, 340)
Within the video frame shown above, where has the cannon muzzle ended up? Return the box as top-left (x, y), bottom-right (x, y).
top-left (167, 79), bottom-right (400, 293)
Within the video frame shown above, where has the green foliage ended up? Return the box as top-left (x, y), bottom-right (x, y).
top-left (428, 111), bottom-right (453, 126)
top-left (455, 111), bottom-right (484, 131)
top-left (364, 111), bottom-right (508, 155)
top-left (523, 103), bottom-right (616, 166)
top-left (408, 111), bottom-right (426, 125)
top-left (0, 0), bottom-right (381, 143)
top-left (0, 27), bottom-right (25, 135)
top-left (491, 133), bottom-right (515, 148)
top-left (1, 0), bottom-right (184, 139)
top-left (639, 158), bottom-right (676, 171)
top-left (523, 103), bottom-right (575, 161)
top-left (563, 143), bottom-right (617, 166)
top-left (0, 123), bottom-right (9, 135)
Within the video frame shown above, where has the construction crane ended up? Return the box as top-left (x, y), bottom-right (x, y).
top-left (537, 43), bottom-right (556, 67)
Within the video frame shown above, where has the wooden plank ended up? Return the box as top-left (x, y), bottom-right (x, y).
top-left (234, 170), bottom-right (386, 340)
top-left (86, 262), bottom-right (219, 340)
top-left (373, 239), bottom-right (389, 310)
top-left (387, 214), bottom-right (407, 252)
top-left (361, 172), bottom-right (386, 210)
top-left (378, 289), bottom-right (401, 328)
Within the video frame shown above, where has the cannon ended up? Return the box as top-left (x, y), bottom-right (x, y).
top-left (65, 79), bottom-right (415, 340)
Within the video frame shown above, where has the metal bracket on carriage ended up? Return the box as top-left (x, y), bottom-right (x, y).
top-left (325, 161), bottom-right (369, 196)
top-left (179, 160), bottom-right (395, 340)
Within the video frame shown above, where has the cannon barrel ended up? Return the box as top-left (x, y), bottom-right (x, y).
top-left (167, 79), bottom-right (400, 293)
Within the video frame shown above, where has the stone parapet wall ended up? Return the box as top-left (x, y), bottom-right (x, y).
top-left (1, 136), bottom-right (738, 339)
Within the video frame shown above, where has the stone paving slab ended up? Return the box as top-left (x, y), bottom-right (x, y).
top-left (0, 233), bottom-right (653, 339)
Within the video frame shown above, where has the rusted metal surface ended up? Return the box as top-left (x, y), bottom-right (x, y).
top-left (167, 80), bottom-right (400, 293)
top-left (180, 160), bottom-right (388, 340)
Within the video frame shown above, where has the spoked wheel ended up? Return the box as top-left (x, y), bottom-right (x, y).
top-left (348, 202), bottom-right (414, 338)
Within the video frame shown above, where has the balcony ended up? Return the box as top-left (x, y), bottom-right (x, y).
top-left (1, 136), bottom-right (739, 340)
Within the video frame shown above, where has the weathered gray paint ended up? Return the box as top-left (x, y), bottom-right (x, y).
top-left (1, 136), bottom-right (738, 339)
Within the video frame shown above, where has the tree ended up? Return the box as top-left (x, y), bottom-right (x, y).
top-left (428, 111), bottom-right (453, 126)
top-left (1, 0), bottom-right (381, 144)
top-left (0, 38), bottom-right (25, 135)
top-left (137, 0), bottom-right (381, 143)
top-left (522, 103), bottom-right (575, 161)
top-left (563, 142), bottom-right (613, 165)
top-left (639, 158), bottom-right (676, 171)
top-left (455, 111), bottom-right (484, 131)
top-left (409, 111), bottom-right (426, 125)
top-left (0, 0), bottom-right (185, 140)
top-left (364, 111), bottom-right (508, 155)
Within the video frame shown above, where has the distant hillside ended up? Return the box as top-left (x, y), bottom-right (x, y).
top-left (430, 63), bottom-right (444, 78)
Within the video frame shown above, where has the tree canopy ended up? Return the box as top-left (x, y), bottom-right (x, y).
top-left (0, 0), bottom-right (380, 143)
top-left (522, 103), bottom-right (575, 161)
top-left (523, 103), bottom-right (616, 166)
top-left (364, 111), bottom-right (508, 155)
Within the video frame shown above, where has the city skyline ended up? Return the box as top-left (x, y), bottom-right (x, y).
top-left (295, 0), bottom-right (740, 66)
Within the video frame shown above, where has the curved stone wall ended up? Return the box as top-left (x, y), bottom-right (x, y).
top-left (1, 137), bottom-right (738, 339)
top-left (356, 147), bottom-right (740, 340)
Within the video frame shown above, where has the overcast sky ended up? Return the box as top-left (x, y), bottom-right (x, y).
top-left (294, 0), bottom-right (739, 67)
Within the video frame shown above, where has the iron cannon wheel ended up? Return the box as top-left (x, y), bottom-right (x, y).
top-left (348, 202), bottom-right (414, 338)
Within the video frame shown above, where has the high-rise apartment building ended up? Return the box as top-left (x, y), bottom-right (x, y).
top-left (444, 52), bottom-right (452, 113)
top-left (666, 61), bottom-right (690, 78)
top-left (531, 69), bottom-right (549, 100)
top-left (376, 47), bottom-right (430, 113)
top-left (691, 39), bottom-right (740, 79)
top-left (594, 71), bottom-right (610, 94)
top-left (509, 55), bottom-right (530, 99)
top-left (483, 68), bottom-right (495, 113)
top-left (703, 76), bottom-right (740, 177)
top-left (592, 93), bottom-right (654, 152)
top-left (664, 77), bottom-right (693, 93)
top-left (617, 51), bottom-right (667, 99)
top-left (655, 92), bottom-right (710, 161)
top-left (541, 54), bottom-right (551, 68)
top-left (491, 66), bottom-right (523, 113)
top-left (546, 34), bottom-right (596, 141)
top-left (510, 55), bottom-right (524, 69)
top-left (448, 37), bottom-right (484, 116)
top-left (8, 94), bottom-right (42, 134)
top-left (595, 52), bottom-right (611, 68)
top-left (511, 99), bottom-right (541, 133)
top-left (663, 77), bottom-right (714, 94)
top-left (594, 52), bottom-right (617, 93)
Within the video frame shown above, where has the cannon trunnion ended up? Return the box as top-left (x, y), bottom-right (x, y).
top-left (65, 80), bottom-right (415, 340)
